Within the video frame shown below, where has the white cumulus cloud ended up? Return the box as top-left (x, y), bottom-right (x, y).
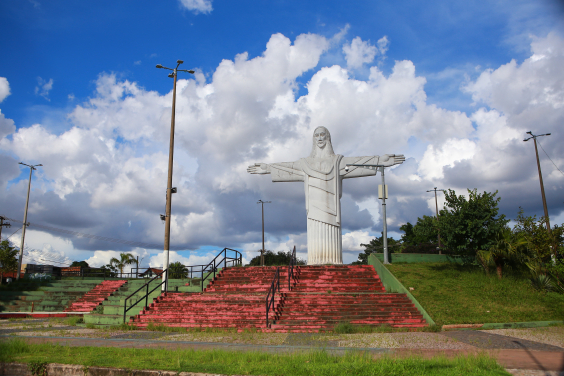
top-left (0, 77), bottom-right (10, 103)
top-left (179, 0), bottom-right (212, 14)
top-left (343, 37), bottom-right (377, 69)
top-left (35, 77), bottom-right (54, 101)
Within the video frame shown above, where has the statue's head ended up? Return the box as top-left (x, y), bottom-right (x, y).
top-left (310, 126), bottom-right (335, 157)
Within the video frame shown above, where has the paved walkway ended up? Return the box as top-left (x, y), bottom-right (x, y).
top-left (1, 319), bottom-right (563, 375)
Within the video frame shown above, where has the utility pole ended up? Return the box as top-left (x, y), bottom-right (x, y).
top-left (427, 187), bottom-right (445, 254)
top-left (156, 60), bottom-right (195, 291)
top-left (524, 131), bottom-right (556, 260)
top-left (0, 216), bottom-right (11, 240)
top-left (257, 200), bottom-right (271, 266)
top-left (523, 131), bottom-right (552, 231)
top-left (17, 162), bottom-right (42, 280)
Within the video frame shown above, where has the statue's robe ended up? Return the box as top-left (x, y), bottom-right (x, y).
top-left (267, 155), bottom-right (381, 265)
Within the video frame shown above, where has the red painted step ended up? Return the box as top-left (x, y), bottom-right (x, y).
top-left (65, 280), bottom-right (127, 312)
top-left (130, 264), bottom-right (428, 332)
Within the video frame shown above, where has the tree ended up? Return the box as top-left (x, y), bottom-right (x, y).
top-left (399, 216), bottom-right (440, 253)
top-left (354, 233), bottom-right (401, 265)
top-left (513, 209), bottom-right (561, 264)
top-left (438, 189), bottom-right (508, 260)
top-left (70, 261), bottom-right (89, 268)
top-left (247, 250), bottom-right (306, 266)
top-left (0, 240), bottom-right (18, 284)
top-left (513, 209), bottom-right (564, 291)
top-left (477, 228), bottom-right (524, 279)
top-left (109, 253), bottom-right (136, 277)
top-left (169, 261), bottom-right (188, 279)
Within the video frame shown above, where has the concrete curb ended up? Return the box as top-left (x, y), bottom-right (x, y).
top-left (443, 320), bottom-right (564, 331)
top-left (0, 362), bottom-right (239, 376)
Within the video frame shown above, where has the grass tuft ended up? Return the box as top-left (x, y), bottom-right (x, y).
top-left (0, 338), bottom-right (510, 376)
top-left (64, 316), bottom-right (84, 326)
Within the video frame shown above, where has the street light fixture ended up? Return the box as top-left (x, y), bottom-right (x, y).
top-left (156, 60), bottom-right (194, 291)
top-left (346, 163), bottom-right (391, 264)
top-left (17, 162), bottom-right (42, 280)
top-left (257, 200), bottom-right (271, 266)
top-left (427, 187), bottom-right (445, 254)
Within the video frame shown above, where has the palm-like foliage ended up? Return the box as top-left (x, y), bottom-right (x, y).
top-left (109, 253), bottom-right (136, 277)
top-left (477, 228), bottom-right (525, 279)
top-left (168, 261), bottom-right (188, 279)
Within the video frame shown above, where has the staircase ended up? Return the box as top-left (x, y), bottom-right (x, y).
top-left (65, 280), bottom-right (127, 312)
top-left (130, 265), bottom-right (427, 332)
top-left (0, 280), bottom-right (104, 314)
top-left (84, 279), bottom-right (198, 327)
top-left (271, 265), bottom-right (426, 332)
top-left (130, 266), bottom-right (286, 330)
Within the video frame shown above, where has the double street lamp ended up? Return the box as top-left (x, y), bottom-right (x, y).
top-left (17, 162), bottom-right (42, 280)
top-left (345, 164), bottom-right (390, 264)
top-left (156, 60), bottom-right (194, 290)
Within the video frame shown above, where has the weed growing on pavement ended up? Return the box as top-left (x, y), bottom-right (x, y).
top-left (109, 323), bottom-right (138, 331)
top-left (64, 317), bottom-right (83, 326)
top-left (146, 322), bottom-right (187, 333)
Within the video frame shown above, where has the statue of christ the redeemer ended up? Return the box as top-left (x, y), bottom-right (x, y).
top-left (247, 126), bottom-right (405, 265)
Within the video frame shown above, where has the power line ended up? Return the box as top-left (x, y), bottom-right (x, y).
top-left (4, 227), bottom-right (21, 241)
top-left (1, 216), bottom-right (189, 251)
top-left (537, 139), bottom-right (564, 178)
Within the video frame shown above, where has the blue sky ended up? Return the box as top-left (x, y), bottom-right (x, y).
top-left (1, 0), bottom-right (563, 268)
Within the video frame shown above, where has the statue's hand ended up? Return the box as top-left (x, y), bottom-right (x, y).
top-left (247, 163), bottom-right (271, 174)
top-left (381, 154), bottom-right (406, 166)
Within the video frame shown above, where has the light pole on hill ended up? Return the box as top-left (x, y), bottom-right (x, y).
top-left (156, 60), bottom-right (194, 291)
top-left (524, 131), bottom-right (556, 260)
top-left (427, 187), bottom-right (445, 254)
top-left (17, 162), bottom-right (42, 280)
top-left (523, 131), bottom-right (552, 231)
top-left (257, 200), bottom-right (271, 266)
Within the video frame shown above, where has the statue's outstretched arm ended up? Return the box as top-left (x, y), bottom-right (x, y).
top-left (247, 163), bottom-right (271, 175)
top-left (379, 154), bottom-right (405, 166)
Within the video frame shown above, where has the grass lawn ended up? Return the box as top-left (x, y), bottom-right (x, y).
top-left (386, 262), bottom-right (564, 326)
top-left (0, 338), bottom-right (510, 376)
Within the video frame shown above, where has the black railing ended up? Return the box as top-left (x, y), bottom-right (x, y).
top-left (266, 266), bottom-right (280, 328)
top-left (123, 269), bottom-right (168, 323)
top-left (288, 245), bottom-right (297, 291)
top-left (200, 248), bottom-right (242, 291)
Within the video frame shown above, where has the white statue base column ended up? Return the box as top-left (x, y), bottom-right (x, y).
top-left (307, 219), bottom-right (342, 264)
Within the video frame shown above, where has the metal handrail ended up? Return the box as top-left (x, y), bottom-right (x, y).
top-left (266, 266), bottom-right (280, 328)
top-left (123, 269), bottom-right (168, 323)
top-left (288, 245), bottom-right (296, 291)
top-left (200, 248), bottom-right (242, 291)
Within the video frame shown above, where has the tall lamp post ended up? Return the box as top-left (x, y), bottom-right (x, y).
top-left (523, 131), bottom-right (556, 260)
top-left (427, 187), bottom-right (445, 254)
top-left (257, 200), bottom-right (271, 266)
top-left (156, 60), bottom-right (194, 290)
top-left (345, 163), bottom-right (391, 264)
top-left (17, 162), bottom-right (42, 280)
top-left (523, 131), bottom-right (552, 231)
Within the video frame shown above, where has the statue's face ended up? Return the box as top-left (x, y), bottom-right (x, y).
top-left (314, 128), bottom-right (327, 149)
